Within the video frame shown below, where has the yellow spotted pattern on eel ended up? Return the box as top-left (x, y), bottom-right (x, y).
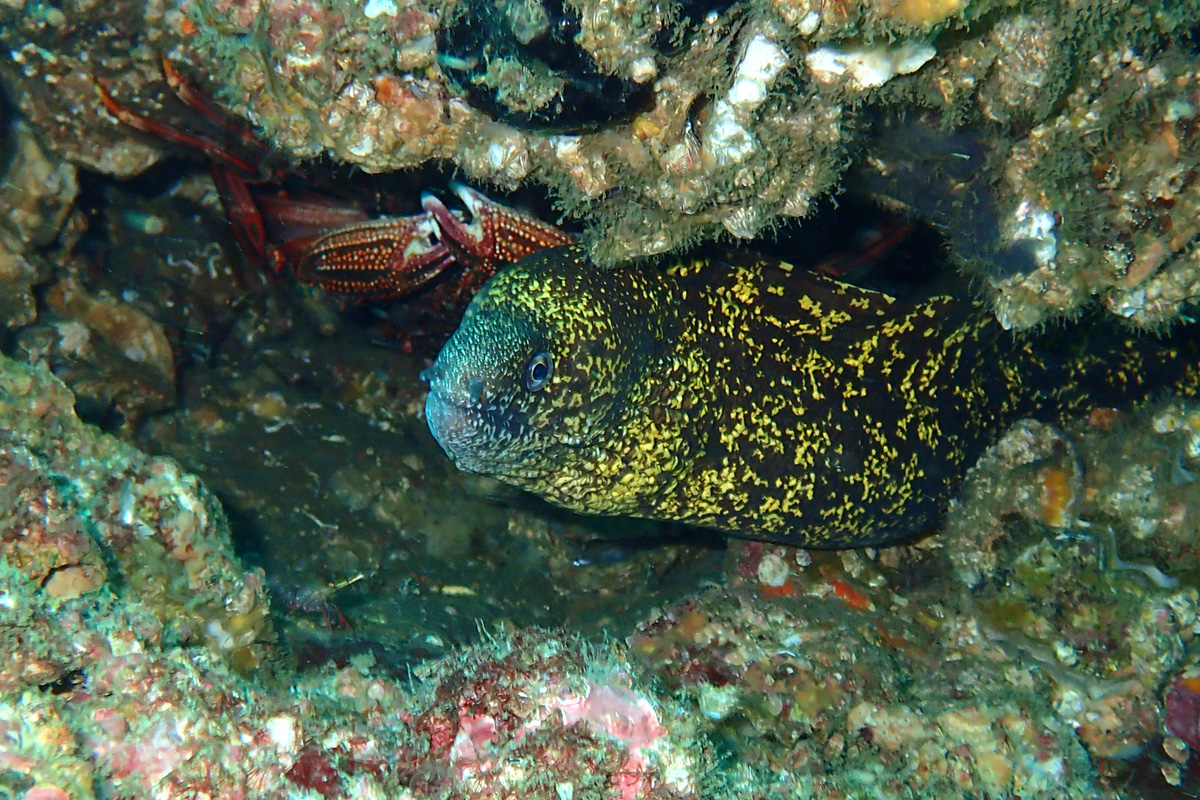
top-left (460, 245), bottom-right (1200, 548)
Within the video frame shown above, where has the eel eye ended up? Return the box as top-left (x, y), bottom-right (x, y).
top-left (524, 350), bottom-right (553, 391)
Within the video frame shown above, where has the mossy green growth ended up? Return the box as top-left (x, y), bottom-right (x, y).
top-left (0, 355), bottom-right (270, 666)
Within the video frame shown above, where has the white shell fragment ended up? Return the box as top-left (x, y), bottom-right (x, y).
top-left (797, 11), bottom-right (821, 36)
top-left (265, 714), bottom-right (300, 753)
top-left (702, 101), bottom-right (758, 166)
top-left (1008, 199), bottom-right (1058, 266)
top-left (722, 205), bottom-right (762, 239)
top-left (629, 56), bottom-right (658, 83)
top-left (364, 0), bottom-right (398, 19)
top-left (805, 41), bottom-right (937, 89)
top-left (755, 552), bottom-right (790, 587)
top-left (728, 34), bottom-right (790, 112)
top-left (702, 33), bottom-right (789, 167)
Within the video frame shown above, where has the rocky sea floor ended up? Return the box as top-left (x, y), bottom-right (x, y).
top-left (3, 136), bottom-right (1200, 796)
top-left (4, 0), bottom-right (1200, 783)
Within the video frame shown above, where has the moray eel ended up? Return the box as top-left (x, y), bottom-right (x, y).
top-left (422, 244), bottom-right (1199, 548)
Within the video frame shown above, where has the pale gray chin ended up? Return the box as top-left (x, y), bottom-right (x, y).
top-left (424, 389), bottom-right (551, 485)
top-left (425, 389), bottom-right (476, 468)
top-left (424, 389), bottom-right (505, 476)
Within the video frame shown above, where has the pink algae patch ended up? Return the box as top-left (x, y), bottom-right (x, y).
top-left (451, 712), bottom-right (499, 765)
top-left (447, 678), bottom-right (669, 799)
top-left (451, 679), bottom-right (667, 763)
top-left (612, 759), bottom-right (654, 800)
top-left (87, 715), bottom-right (197, 785)
top-left (550, 682), bottom-right (667, 750)
top-left (1166, 678), bottom-right (1200, 749)
top-left (21, 789), bottom-right (72, 800)
top-left (551, 682), bottom-right (669, 800)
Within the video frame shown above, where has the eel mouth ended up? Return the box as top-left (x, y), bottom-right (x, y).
top-left (424, 388), bottom-right (475, 466)
top-left (424, 382), bottom-right (535, 477)
top-left (421, 356), bottom-right (476, 465)
top-left (422, 350), bottom-right (541, 480)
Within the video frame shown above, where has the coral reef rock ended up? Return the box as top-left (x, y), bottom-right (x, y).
top-left (5, 0), bottom-right (1200, 327)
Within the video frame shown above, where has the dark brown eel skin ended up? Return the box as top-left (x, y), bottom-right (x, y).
top-left (422, 244), bottom-right (1200, 548)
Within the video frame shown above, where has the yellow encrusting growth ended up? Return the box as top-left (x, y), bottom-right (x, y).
top-left (886, 0), bottom-right (967, 27)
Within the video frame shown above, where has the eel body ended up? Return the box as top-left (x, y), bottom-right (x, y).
top-left (422, 244), bottom-right (1199, 548)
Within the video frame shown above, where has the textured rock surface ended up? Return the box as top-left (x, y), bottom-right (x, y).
top-left (4, 0), bottom-right (1200, 327)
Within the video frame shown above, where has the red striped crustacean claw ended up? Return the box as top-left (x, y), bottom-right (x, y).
top-left (422, 183), bottom-right (576, 276)
top-left (283, 213), bottom-right (453, 304)
top-left (96, 60), bottom-right (576, 313)
top-left (288, 187), bottom-right (575, 308)
top-left (280, 186), bottom-right (580, 309)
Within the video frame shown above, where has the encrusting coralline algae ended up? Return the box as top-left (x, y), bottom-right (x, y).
top-left (4, 0), bottom-right (1200, 327)
top-left (5, 351), bottom-right (1181, 798)
top-left (3, 0), bottom-right (1200, 796)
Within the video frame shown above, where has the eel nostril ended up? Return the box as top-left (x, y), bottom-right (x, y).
top-left (468, 378), bottom-right (485, 403)
top-left (419, 364), bottom-right (440, 384)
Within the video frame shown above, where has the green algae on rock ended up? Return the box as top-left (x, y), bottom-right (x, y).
top-left (424, 244), bottom-right (1200, 547)
top-left (0, 354), bottom-right (269, 664)
top-left (631, 539), bottom-right (1121, 799)
top-left (8, 0), bottom-right (1200, 327)
top-left (944, 405), bottom-right (1200, 762)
